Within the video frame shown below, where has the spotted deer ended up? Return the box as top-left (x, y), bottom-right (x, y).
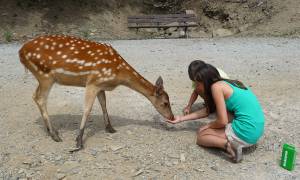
top-left (19, 35), bottom-right (174, 151)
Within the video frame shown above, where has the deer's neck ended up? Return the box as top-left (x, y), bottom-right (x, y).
top-left (121, 70), bottom-right (155, 99)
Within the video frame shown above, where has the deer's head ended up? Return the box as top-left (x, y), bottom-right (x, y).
top-left (150, 76), bottom-right (174, 120)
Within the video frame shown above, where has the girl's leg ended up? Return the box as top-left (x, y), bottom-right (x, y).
top-left (197, 128), bottom-right (236, 159)
top-left (197, 128), bottom-right (226, 148)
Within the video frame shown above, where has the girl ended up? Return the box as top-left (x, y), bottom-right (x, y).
top-left (183, 60), bottom-right (230, 115)
top-left (167, 61), bottom-right (265, 163)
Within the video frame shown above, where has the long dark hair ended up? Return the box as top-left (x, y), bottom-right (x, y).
top-left (192, 62), bottom-right (247, 113)
top-left (188, 60), bottom-right (207, 81)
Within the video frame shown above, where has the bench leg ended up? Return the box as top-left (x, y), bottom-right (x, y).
top-left (184, 27), bottom-right (188, 38)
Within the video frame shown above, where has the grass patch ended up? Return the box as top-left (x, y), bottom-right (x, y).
top-left (3, 31), bottom-right (13, 42)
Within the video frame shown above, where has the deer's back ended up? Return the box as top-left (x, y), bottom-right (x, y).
top-left (19, 35), bottom-right (129, 87)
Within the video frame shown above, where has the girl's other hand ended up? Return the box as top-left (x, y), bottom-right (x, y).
top-left (183, 106), bottom-right (191, 115)
top-left (166, 116), bottom-right (183, 124)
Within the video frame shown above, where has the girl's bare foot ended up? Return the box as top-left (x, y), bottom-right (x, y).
top-left (225, 140), bottom-right (243, 163)
top-left (225, 141), bottom-right (235, 159)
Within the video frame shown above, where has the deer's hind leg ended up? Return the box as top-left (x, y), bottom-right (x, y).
top-left (73, 85), bottom-right (100, 151)
top-left (97, 91), bottom-right (116, 133)
top-left (33, 78), bottom-right (62, 142)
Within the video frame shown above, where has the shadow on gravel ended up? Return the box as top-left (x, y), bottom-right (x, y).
top-left (201, 143), bottom-right (258, 163)
top-left (34, 113), bottom-right (204, 139)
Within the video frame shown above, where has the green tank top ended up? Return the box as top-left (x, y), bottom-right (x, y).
top-left (224, 81), bottom-right (265, 144)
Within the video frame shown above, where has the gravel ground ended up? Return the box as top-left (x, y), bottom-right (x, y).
top-left (0, 38), bottom-right (299, 179)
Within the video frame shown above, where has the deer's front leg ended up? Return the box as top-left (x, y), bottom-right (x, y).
top-left (72, 85), bottom-right (100, 152)
top-left (97, 91), bottom-right (116, 133)
top-left (33, 79), bottom-right (62, 142)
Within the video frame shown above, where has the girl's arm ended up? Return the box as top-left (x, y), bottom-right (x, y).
top-left (167, 106), bottom-right (208, 124)
top-left (201, 82), bottom-right (229, 130)
top-left (183, 89), bottom-right (198, 114)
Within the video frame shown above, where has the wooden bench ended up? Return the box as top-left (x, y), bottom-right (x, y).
top-left (127, 10), bottom-right (197, 37)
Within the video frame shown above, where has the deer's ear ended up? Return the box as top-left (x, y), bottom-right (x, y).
top-left (155, 76), bottom-right (164, 96)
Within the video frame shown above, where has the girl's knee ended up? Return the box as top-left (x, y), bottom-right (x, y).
top-left (196, 134), bottom-right (207, 146)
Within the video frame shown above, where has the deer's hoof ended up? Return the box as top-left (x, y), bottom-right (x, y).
top-left (50, 129), bottom-right (62, 142)
top-left (105, 125), bottom-right (116, 133)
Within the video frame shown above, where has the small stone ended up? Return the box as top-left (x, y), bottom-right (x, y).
top-left (110, 144), bottom-right (124, 152)
top-left (132, 169), bottom-right (143, 177)
top-left (165, 161), bottom-right (173, 167)
top-left (210, 165), bottom-right (218, 171)
top-left (269, 112), bottom-right (279, 120)
top-left (180, 153), bottom-right (186, 162)
top-left (89, 149), bottom-right (98, 156)
top-left (56, 172), bottom-right (66, 180)
top-left (195, 168), bottom-right (205, 172)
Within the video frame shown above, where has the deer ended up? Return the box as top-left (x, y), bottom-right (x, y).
top-left (19, 35), bottom-right (174, 151)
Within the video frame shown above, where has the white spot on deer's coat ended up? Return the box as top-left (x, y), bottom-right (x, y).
top-left (84, 62), bottom-right (92, 66)
top-left (36, 54), bottom-right (41, 59)
top-left (62, 55), bottom-right (67, 59)
top-left (36, 48), bottom-right (40, 51)
top-left (39, 42), bottom-right (44, 46)
top-left (109, 49), bottom-right (114, 56)
top-left (53, 61), bottom-right (57, 64)
top-left (70, 47), bottom-right (75, 50)
top-left (58, 44), bottom-right (63, 48)
top-left (77, 60), bottom-right (85, 65)
top-left (48, 56), bottom-right (53, 60)
top-left (57, 51), bottom-right (62, 55)
top-left (44, 45), bottom-right (49, 49)
top-left (26, 53), bottom-right (32, 60)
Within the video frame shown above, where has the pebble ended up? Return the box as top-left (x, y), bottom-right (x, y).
top-left (132, 169), bottom-right (144, 177)
top-left (110, 144), bottom-right (124, 152)
top-left (180, 153), bottom-right (186, 162)
top-left (56, 172), bottom-right (66, 180)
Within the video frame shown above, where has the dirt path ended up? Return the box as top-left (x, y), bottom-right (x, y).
top-left (0, 38), bottom-right (299, 179)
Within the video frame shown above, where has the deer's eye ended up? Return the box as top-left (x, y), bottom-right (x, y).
top-left (164, 102), bottom-right (169, 107)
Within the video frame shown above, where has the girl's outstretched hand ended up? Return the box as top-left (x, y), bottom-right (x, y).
top-left (166, 116), bottom-right (183, 124)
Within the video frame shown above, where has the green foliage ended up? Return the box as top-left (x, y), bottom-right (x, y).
top-left (82, 30), bottom-right (90, 39)
top-left (3, 31), bottom-right (13, 42)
